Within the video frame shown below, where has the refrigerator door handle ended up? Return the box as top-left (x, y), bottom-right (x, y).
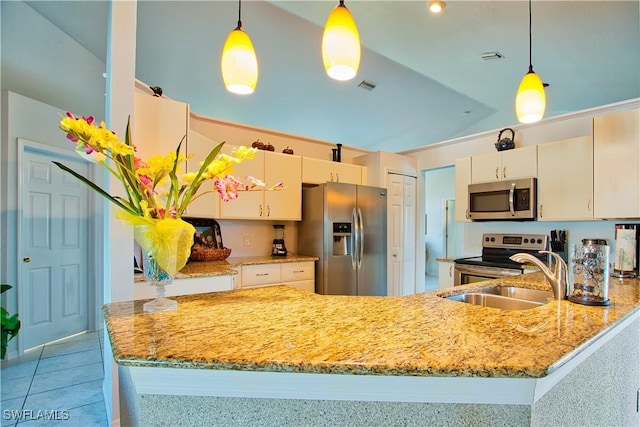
top-left (357, 207), bottom-right (364, 270)
top-left (351, 208), bottom-right (358, 271)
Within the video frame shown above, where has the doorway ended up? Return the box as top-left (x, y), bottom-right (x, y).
top-left (423, 166), bottom-right (456, 278)
top-left (18, 140), bottom-right (93, 351)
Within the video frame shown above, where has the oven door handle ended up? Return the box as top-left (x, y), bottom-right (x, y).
top-left (508, 182), bottom-right (516, 216)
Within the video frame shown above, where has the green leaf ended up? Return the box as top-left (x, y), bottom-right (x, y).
top-left (0, 284), bottom-right (12, 294)
top-left (177, 141), bottom-right (225, 216)
top-left (52, 161), bottom-right (138, 216)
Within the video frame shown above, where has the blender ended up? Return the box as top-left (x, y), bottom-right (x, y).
top-left (271, 224), bottom-right (288, 257)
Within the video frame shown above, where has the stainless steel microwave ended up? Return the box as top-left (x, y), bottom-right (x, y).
top-left (467, 178), bottom-right (537, 220)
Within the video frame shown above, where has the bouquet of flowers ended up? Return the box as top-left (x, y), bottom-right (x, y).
top-left (56, 113), bottom-right (282, 276)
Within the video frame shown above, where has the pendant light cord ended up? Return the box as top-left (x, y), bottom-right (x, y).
top-left (237, 0), bottom-right (242, 30)
top-left (528, 0), bottom-right (533, 72)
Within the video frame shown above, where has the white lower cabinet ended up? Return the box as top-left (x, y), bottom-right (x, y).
top-left (438, 261), bottom-right (455, 288)
top-left (240, 261), bottom-right (315, 292)
top-left (134, 275), bottom-right (233, 300)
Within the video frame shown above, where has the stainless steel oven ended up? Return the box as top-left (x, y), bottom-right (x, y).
top-left (454, 233), bottom-right (548, 286)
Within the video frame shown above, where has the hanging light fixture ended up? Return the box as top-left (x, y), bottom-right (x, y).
top-left (221, 0), bottom-right (258, 95)
top-left (515, 0), bottom-right (546, 123)
top-left (322, 0), bottom-right (361, 81)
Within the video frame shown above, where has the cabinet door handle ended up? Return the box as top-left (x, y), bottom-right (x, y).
top-left (336, 173), bottom-right (340, 182)
top-left (259, 204), bottom-right (263, 217)
top-left (539, 204), bottom-right (543, 218)
top-left (292, 270), bottom-right (304, 274)
top-left (587, 200), bottom-right (591, 212)
top-left (502, 166), bottom-right (506, 179)
top-left (448, 265), bottom-right (452, 277)
top-left (495, 167), bottom-right (499, 180)
top-left (267, 205), bottom-right (271, 217)
top-left (256, 273), bottom-right (270, 277)
top-left (330, 172), bottom-right (334, 182)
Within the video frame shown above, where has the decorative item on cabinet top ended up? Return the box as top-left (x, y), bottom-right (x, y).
top-left (184, 217), bottom-right (232, 261)
top-left (495, 128), bottom-right (516, 151)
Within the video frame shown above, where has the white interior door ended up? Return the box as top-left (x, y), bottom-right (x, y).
top-left (387, 173), bottom-right (417, 296)
top-left (401, 175), bottom-right (416, 295)
top-left (20, 144), bottom-right (89, 350)
top-left (387, 175), bottom-right (403, 296)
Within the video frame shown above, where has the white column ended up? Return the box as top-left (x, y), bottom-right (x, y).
top-left (103, 1), bottom-right (137, 425)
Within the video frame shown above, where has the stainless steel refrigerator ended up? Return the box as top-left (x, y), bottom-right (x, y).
top-left (298, 182), bottom-right (387, 296)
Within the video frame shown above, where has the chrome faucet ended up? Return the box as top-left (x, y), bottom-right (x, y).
top-left (509, 251), bottom-right (568, 300)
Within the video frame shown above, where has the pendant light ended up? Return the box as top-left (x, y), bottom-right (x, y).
top-left (221, 0), bottom-right (258, 95)
top-left (515, 0), bottom-right (546, 123)
top-left (322, 0), bottom-right (361, 81)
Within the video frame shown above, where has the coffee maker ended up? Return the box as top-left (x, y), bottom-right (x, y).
top-left (612, 224), bottom-right (640, 278)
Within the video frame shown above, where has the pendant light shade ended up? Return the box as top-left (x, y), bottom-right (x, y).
top-left (322, 1), bottom-right (361, 81)
top-left (515, 0), bottom-right (545, 123)
top-left (221, 0), bottom-right (258, 95)
top-left (516, 67), bottom-right (546, 124)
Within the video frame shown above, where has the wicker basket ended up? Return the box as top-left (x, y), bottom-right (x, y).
top-left (190, 245), bottom-right (232, 262)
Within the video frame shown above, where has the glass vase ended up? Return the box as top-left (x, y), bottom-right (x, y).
top-left (142, 251), bottom-right (177, 312)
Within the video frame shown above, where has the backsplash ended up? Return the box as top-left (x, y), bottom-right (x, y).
top-left (217, 220), bottom-right (299, 258)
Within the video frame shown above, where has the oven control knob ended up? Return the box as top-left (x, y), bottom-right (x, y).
top-left (537, 238), bottom-right (543, 244)
top-left (490, 237), bottom-right (495, 242)
top-left (485, 237), bottom-right (490, 242)
top-left (524, 238), bottom-right (529, 243)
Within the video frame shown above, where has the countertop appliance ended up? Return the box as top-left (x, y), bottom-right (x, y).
top-left (467, 178), bottom-right (537, 221)
top-left (298, 182), bottom-right (387, 296)
top-left (454, 233), bottom-right (548, 286)
top-left (613, 224), bottom-right (639, 278)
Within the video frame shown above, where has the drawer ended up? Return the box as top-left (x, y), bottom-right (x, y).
top-left (241, 264), bottom-right (281, 287)
top-left (281, 262), bottom-right (314, 282)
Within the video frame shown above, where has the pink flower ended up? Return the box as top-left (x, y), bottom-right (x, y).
top-left (246, 175), bottom-right (266, 189)
top-left (270, 181), bottom-right (285, 190)
top-left (215, 175), bottom-right (246, 202)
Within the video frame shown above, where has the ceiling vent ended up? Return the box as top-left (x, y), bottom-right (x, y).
top-left (357, 80), bottom-right (377, 91)
top-left (480, 51), bottom-right (505, 61)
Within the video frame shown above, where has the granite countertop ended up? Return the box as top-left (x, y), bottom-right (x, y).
top-left (134, 254), bottom-right (318, 282)
top-left (104, 272), bottom-right (640, 379)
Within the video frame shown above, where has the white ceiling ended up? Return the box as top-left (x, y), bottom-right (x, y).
top-left (24, 1), bottom-right (640, 153)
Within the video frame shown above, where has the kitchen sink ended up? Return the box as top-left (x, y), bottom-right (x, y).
top-left (444, 286), bottom-right (554, 310)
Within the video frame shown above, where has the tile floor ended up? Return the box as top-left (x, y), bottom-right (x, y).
top-left (1, 331), bottom-right (108, 427)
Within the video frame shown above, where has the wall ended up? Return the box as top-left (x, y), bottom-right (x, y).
top-left (1, 1), bottom-right (107, 359)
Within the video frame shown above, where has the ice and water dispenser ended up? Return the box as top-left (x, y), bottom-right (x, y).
top-left (332, 222), bottom-right (352, 256)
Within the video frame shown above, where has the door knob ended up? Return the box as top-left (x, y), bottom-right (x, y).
top-left (23, 257), bottom-right (31, 263)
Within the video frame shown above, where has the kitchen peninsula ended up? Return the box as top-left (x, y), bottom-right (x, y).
top-left (105, 273), bottom-right (640, 426)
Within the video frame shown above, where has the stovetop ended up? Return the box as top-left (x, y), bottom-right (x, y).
top-left (454, 233), bottom-right (549, 270)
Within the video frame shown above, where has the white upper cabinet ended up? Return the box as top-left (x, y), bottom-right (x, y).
top-left (184, 130), bottom-right (221, 219)
top-left (302, 157), bottom-right (364, 185)
top-left (133, 91), bottom-right (189, 160)
top-left (454, 157), bottom-right (471, 222)
top-left (537, 136), bottom-right (593, 220)
top-left (219, 147), bottom-right (302, 220)
top-left (471, 146), bottom-right (537, 184)
top-left (593, 108), bottom-right (640, 219)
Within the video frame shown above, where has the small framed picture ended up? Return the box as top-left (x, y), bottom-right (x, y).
top-left (183, 217), bottom-right (223, 249)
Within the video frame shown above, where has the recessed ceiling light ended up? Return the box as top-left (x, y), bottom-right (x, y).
top-left (428, 1), bottom-right (446, 13)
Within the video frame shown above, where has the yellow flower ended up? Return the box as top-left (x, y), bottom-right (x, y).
top-left (232, 146), bottom-right (257, 160)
